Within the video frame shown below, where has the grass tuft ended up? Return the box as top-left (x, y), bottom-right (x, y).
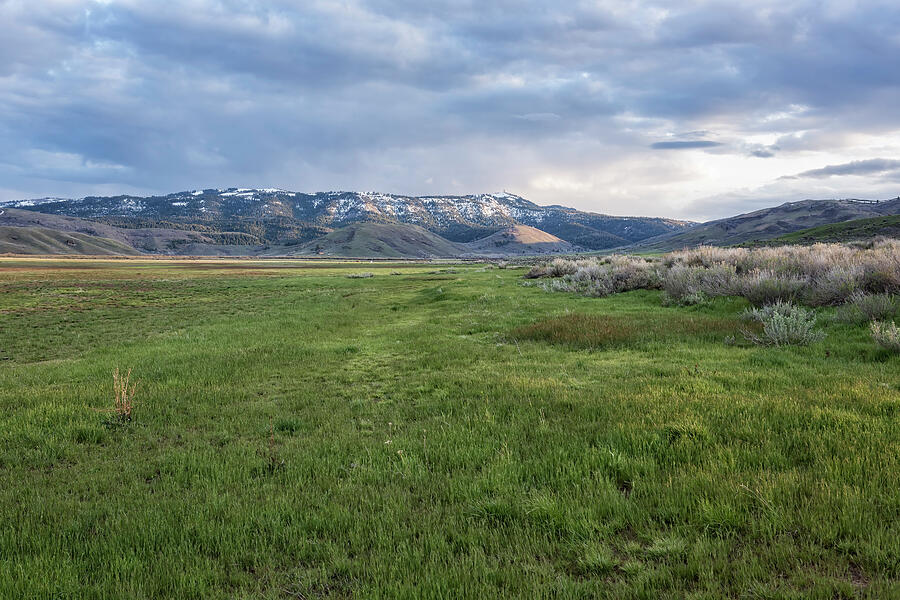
top-left (111, 366), bottom-right (136, 423)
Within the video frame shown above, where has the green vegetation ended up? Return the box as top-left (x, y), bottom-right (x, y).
top-left (755, 215), bottom-right (900, 246)
top-left (1, 258), bottom-right (898, 598)
top-left (629, 198), bottom-right (900, 252)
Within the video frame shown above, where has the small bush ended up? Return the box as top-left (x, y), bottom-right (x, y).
top-left (741, 270), bottom-right (808, 306)
top-left (698, 264), bottom-right (740, 297)
top-left (807, 266), bottom-right (860, 306)
top-left (742, 299), bottom-right (801, 323)
top-left (524, 265), bottom-right (547, 278)
top-left (547, 258), bottom-right (578, 277)
top-left (662, 265), bottom-right (703, 304)
top-left (543, 279), bottom-right (578, 293)
top-left (742, 302), bottom-right (824, 346)
top-left (836, 292), bottom-right (898, 323)
top-left (870, 320), bottom-right (900, 353)
top-left (860, 264), bottom-right (900, 294)
top-left (662, 289), bottom-right (707, 306)
top-left (346, 272), bottom-right (374, 279)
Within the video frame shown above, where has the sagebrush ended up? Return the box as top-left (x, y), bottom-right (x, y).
top-left (528, 239), bottom-right (900, 308)
top-left (870, 320), bottom-right (900, 352)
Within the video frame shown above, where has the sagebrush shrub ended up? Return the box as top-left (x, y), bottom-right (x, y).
top-left (662, 265), bottom-right (703, 304)
top-left (741, 270), bottom-right (808, 306)
top-left (698, 264), bottom-right (740, 297)
top-left (836, 292), bottom-right (899, 323)
top-left (742, 302), bottom-right (824, 346)
top-left (870, 320), bottom-right (900, 353)
top-left (525, 258), bottom-right (578, 279)
top-left (742, 299), bottom-right (800, 323)
top-left (807, 265), bottom-right (861, 306)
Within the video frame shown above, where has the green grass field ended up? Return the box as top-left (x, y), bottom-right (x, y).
top-left (1, 258), bottom-right (897, 598)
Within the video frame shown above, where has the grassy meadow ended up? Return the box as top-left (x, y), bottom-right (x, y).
top-left (0, 257), bottom-right (898, 598)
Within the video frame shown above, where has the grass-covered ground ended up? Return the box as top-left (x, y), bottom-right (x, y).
top-left (0, 258), bottom-right (897, 599)
top-left (751, 215), bottom-right (900, 246)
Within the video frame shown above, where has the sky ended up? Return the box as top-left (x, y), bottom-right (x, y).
top-left (1, 1), bottom-right (899, 220)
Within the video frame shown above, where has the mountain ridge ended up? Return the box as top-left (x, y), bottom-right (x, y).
top-left (0, 188), bottom-right (692, 250)
top-left (4, 192), bottom-right (898, 257)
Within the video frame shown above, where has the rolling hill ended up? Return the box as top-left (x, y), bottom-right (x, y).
top-left (749, 214), bottom-right (900, 246)
top-left (283, 222), bottom-right (465, 258)
top-left (274, 222), bottom-right (582, 258)
top-left (0, 208), bottom-right (263, 255)
top-left (631, 197), bottom-right (900, 251)
top-left (462, 225), bottom-right (579, 256)
top-left (0, 226), bottom-right (140, 255)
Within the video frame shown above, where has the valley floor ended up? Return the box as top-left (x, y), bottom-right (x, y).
top-left (0, 258), bottom-right (897, 598)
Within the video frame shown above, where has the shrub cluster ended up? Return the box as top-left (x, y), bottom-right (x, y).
top-left (525, 239), bottom-right (900, 351)
top-left (528, 239), bottom-right (900, 307)
top-left (533, 256), bottom-right (661, 297)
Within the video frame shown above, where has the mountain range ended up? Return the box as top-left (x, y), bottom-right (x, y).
top-left (0, 189), bottom-right (689, 256)
top-left (1, 189), bottom-right (898, 257)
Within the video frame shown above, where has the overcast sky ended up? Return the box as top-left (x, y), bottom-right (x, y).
top-left (2, 1), bottom-right (899, 220)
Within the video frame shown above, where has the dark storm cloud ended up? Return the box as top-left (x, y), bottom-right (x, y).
top-left (784, 158), bottom-right (900, 179)
top-left (1, 1), bottom-right (899, 217)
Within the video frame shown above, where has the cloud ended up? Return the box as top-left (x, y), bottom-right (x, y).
top-left (651, 140), bottom-right (723, 150)
top-left (0, 1), bottom-right (899, 219)
top-left (783, 158), bottom-right (900, 179)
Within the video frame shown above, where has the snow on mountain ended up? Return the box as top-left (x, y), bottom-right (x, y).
top-left (0, 188), bottom-right (695, 249)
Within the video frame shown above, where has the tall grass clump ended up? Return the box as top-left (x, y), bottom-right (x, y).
top-left (870, 320), bottom-right (900, 353)
top-left (112, 367), bottom-right (136, 423)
